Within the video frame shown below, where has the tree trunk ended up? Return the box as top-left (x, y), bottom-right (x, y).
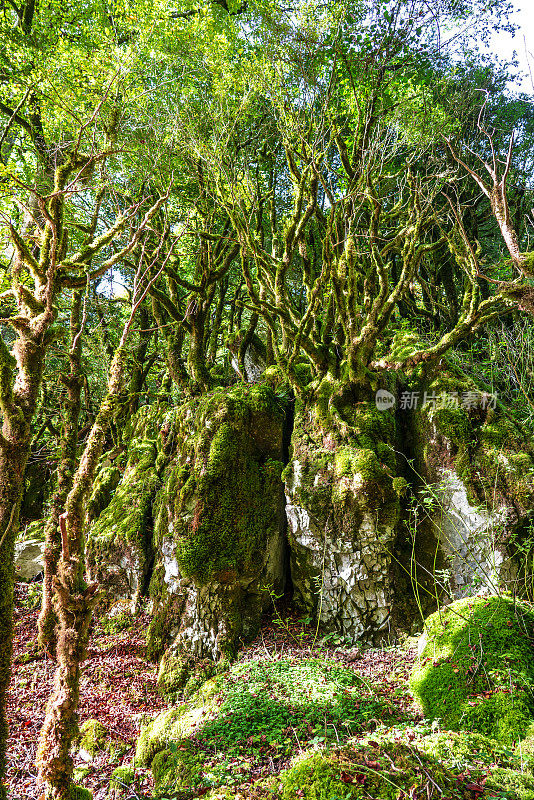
top-left (0, 444), bottom-right (27, 800)
top-left (38, 292), bottom-right (84, 656)
top-left (36, 346), bottom-right (126, 799)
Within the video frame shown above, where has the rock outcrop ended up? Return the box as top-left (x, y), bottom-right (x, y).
top-left (86, 406), bottom-right (162, 602)
top-left (284, 378), bottom-right (402, 645)
top-left (409, 368), bottom-right (534, 600)
top-left (147, 384), bottom-right (288, 660)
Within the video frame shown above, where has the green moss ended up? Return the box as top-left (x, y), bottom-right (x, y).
top-left (281, 752), bottom-right (360, 800)
top-left (156, 651), bottom-right (213, 700)
top-left (110, 765), bottom-right (135, 788)
top-left (146, 596), bottom-right (175, 663)
top-left (153, 384), bottom-right (286, 585)
top-left (87, 406), bottom-right (163, 595)
top-left (86, 463), bottom-right (121, 523)
top-left (279, 740), bottom-right (457, 800)
top-left (389, 329), bottom-right (424, 363)
top-left (70, 786), bottom-right (92, 800)
top-left (419, 729), bottom-right (515, 770)
top-left (151, 743), bottom-right (202, 795)
top-left (78, 719), bottom-right (107, 758)
top-left (135, 678), bottom-right (221, 767)
top-left (410, 595), bottom-right (534, 744)
top-left (392, 476), bottom-right (409, 498)
top-left (486, 767), bottom-right (534, 799)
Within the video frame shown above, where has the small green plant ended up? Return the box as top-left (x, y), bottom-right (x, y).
top-left (99, 611), bottom-right (131, 635)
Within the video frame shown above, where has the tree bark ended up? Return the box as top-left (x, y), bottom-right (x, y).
top-left (36, 347), bottom-right (126, 800)
top-left (38, 292), bottom-right (85, 657)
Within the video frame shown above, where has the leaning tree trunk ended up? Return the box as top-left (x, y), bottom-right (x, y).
top-left (38, 292), bottom-right (85, 657)
top-left (0, 326), bottom-right (52, 798)
top-left (36, 345), bottom-right (126, 800)
top-left (0, 441), bottom-right (29, 800)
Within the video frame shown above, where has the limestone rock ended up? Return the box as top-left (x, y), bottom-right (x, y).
top-left (284, 380), bottom-right (400, 645)
top-left (148, 384), bottom-right (288, 661)
top-left (411, 369), bottom-right (534, 599)
top-left (14, 537), bottom-right (44, 581)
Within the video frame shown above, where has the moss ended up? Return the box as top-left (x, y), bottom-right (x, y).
top-left (78, 719), bottom-right (107, 758)
top-left (146, 596), bottom-right (176, 662)
top-left (87, 406), bottom-right (163, 596)
top-left (70, 786), bottom-right (92, 800)
top-left (135, 677), bottom-right (221, 767)
top-left (392, 476), bottom-right (409, 498)
top-left (151, 743), bottom-right (202, 795)
top-left (486, 767), bottom-right (534, 799)
top-left (389, 329), bottom-right (424, 363)
top-left (156, 651), bottom-right (193, 699)
top-left (410, 595), bottom-right (534, 744)
top-left (413, 368), bottom-right (534, 517)
top-left (110, 765), bottom-right (135, 788)
top-left (419, 729), bottom-right (515, 770)
top-left (21, 518), bottom-right (45, 542)
top-left (86, 463), bottom-right (121, 523)
top-left (153, 384), bottom-right (286, 585)
top-left (279, 740), bottom-right (457, 800)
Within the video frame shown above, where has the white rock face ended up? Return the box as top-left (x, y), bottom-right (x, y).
top-left (230, 342), bottom-right (266, 383)
top-left (285, 455), bottom-right (397, 645)
top-left (431, 469), bottom-right (508, 597)
top-left (14, 538), bottom-right (44, 581)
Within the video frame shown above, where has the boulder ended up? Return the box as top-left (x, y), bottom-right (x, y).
top-left (409, 368), bottom-right (534, 599)
top-left (410, 594), bottom-right (534, 744)
top-left (148, 384), bottom-right (288, 661)
top-left (86, 405), bottom-right (163, 602)
top-left (284, 378), bottom-right (401, 645)
top-left (14, 537), bottom-right (44, 581)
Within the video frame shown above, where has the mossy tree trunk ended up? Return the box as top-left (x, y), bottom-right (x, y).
top-left (0, 152), bottom-right (170, 795)
top-left (36, 345), bottom-right (126, 800)
top-left (38, 291), bottom-right (85, 657)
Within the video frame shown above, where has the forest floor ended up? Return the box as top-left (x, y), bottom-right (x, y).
top-left (7, 582), bottom-right (418, 800)
top-left (7, 582), bottom-right (167, 799)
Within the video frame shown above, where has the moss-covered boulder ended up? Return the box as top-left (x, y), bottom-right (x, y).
top-left (278, 741), bottom-right (459, 800)
top-left (77, 719), bottom-right (108, 762)
top-left (410, 595), bottom-right (534, 744)
top-left (410, 368), bottom-right (534, 599)
top-left (86, 405), bottom-right (163, 601)
top-left (86, 461), bottom-right (121, 525)
top-left (284, 377), bottom-right (400, 644)
top-left (148, 384), bottom-right (288, 660)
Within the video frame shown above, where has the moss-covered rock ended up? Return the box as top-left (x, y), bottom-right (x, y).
top-left (410, 368), bottom-right (534, 600)
top-left (86, 405), bottom-right (163, 601)
top-left (148, 384), bottom-right (288, 659)
top-left (70, 786), bottom-right (92, 800)
top-left (86, 461), bottom-right (121, 525)
top-left (136, 677), bottom-right (221, 768)
top-left (486, 768), bottom-right (534, 799)
top-left (78, 719), bottom-right (108, 761)
top-left (284, 377), bottom-right (400, 644)
top-left (109, 764), bottom-right (135, 795)
top-left (278, 740), bottom-right (458, 800)
top-left (410, 595), bottom-right (534, 744)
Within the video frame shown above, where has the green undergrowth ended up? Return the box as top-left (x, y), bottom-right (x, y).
top-left (410, 595), bottom-right (534, 744)
top-left (148, 726), bottom-right (534, 799)
top-left (136, 656), bottom-right (397, 795)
